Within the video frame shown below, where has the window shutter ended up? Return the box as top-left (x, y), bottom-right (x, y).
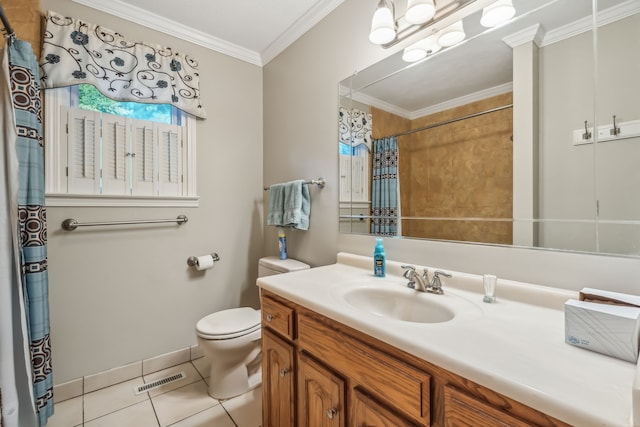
top-left (158, 123), bottom-right (183, 196)
top-left (66, 107), bottom-right (100, 194)
top-left (131, 118), bottom-right (157, 196)
top-left (339, 154), bottom-right (352, 201)
top-left (101, 113), bottom-right (130, 195)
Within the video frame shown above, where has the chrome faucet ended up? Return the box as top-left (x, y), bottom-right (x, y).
top-left (401, 265), bottom-right (429, 292)
top-left (402, 265), bottom-right (452, 294)
top-left (429, 270), bottom-right (452, 295)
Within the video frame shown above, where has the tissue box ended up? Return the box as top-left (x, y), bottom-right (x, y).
top-left (565, 288), bottom-right (640, 363)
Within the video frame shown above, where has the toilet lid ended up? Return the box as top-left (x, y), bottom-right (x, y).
top-left (196, 307), bottom-right (261, 338)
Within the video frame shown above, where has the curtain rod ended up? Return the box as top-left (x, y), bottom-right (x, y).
top-left (379, 103), bottom-right (513, 139)
top-left (0, 3), bottom-right (15, 37)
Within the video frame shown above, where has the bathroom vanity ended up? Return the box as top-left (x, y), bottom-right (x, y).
top-left (258, 253), bottom-right (639, 426)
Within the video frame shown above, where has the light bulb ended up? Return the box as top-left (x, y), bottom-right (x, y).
top-left (405, 0), bottom-right (435, 25)
top-left (402, 47), bottom-right (427, 62)
top-left (480, 0), bottom-right (516, 28)
top-left (402, 35), bottom-right (440, 62)
top-left (438, 21), bottom-right (465, 47)
top-left (369, 0), bottom-right (396, 44)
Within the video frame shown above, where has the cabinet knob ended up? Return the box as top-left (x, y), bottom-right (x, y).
top-left (266, 314), bottom-right (275, 322)
top-left (279, 368), bottom-right (289, 377)
top-left (326, 408), bottom-right (338, 420)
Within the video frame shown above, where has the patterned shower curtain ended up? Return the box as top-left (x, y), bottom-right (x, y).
top-left (371, 137), bottom-right (399, 235)
top-left (5, 36), bottom-right (53, 426)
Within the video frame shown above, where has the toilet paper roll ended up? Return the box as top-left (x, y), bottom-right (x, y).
top-left (195, 254), bottom-right (215, 271)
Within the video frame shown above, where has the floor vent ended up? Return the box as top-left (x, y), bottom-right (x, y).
top-left (134, 372), bottom-right (186, 395)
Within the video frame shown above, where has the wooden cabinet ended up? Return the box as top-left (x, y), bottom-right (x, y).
top-left (298, 352), bottom-right (345, 427)
top-left (444, 386), bottom-right (532, 427)
top-left (262, 329), bottom-right (295, 427)
top-left (261, 290), bottom-right (570, 427)
top-left (351, 389), bottom-right (420, 427)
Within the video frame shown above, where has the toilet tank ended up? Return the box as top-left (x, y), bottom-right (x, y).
top-left (258, 256), bottom-right (310, 277)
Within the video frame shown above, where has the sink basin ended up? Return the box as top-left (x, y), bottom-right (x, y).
top-left (342, 286), bottom-right (455, 323)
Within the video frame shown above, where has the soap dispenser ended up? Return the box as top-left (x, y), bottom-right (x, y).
top-left (373, 238), bottom-right (386, 277)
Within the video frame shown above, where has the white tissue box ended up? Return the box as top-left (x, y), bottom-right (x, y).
top-left (565, 288), bottom-right (640, 363)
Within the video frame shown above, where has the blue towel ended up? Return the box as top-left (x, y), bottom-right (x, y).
top-left (283, 180), bottom-right (310, 230)
top-left (267, 183), bottom-right (286, 227)
top-left (267, 180), bottom-right (310, 230)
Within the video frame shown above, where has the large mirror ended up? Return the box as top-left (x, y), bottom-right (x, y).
top-left (339, 0), bottom-right (640, 256)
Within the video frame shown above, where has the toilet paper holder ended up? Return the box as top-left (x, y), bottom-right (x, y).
top-left (187, 253), bottom-right (221, 267)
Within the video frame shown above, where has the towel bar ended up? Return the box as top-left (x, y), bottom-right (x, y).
top-left (264, 177), bottom-right (326, 191)
top-left (61, 215), bottom-right (188, 231)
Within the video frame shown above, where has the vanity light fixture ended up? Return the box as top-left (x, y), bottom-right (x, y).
top-left (369, 0), bottom-right (396, 45)
top-left (480, 0), bottom-right (516, 27)
top-left (402, 34), bottom-right (441, 62)
top-left (405, 0), bottom-right (436, 25)
top-left (437, 20), bottom-right (466, 47)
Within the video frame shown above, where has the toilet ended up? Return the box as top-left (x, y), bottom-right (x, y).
top-left (196, 256), bottom-right (310, 399)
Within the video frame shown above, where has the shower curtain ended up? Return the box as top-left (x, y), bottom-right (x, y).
top-left (0, 36), bottom-right (53, 427)
top-left (371, 137), bottom-right (399, 236)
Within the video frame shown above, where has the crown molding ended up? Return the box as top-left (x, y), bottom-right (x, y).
top-left (71, 0), bottom-right (344, 67)
top-left (541, 0), bottom-right (640, 47)
top-left (341, 82), bottom-right (514, 121)
top-left (69, 0), bottom-right (258, 65)
top-left (350, 91), bottom-right (413, 119)
top-left (408, 82), bottom-right (513, 119)
top-left (262, 0), bottom-right (345, 65)
top-left (502, 23), bottom-right (545, 48)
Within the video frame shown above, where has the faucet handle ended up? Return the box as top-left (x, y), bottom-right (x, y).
top-left (401, 265), bottom-right (415, 279)
top-left (401, 265), bottom-right (416, 288)
top-left (429, 270), bottom-right (452, 294)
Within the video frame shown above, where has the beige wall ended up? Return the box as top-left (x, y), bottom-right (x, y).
top-left (40, 0), bottom-right (263, 383)
top-left (264, 0), bottom-right (640, 293)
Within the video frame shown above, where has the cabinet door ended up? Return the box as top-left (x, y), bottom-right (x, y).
top-left (298, 353), bottom-right (345, 427)
top-left (444, 386), bottom-right (533, 427)
top-left (263, 329), bottom-right (295, 427)
top-left (351, 389), bottom-right (420, 427)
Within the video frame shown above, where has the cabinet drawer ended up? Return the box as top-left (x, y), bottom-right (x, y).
top-left (444, 386), bottom-right (532, 427)
top-left (351, 388), bottom-right (420, 427)
top-left (298, 312), bottom-right (431, 425)
top-left (262, 296), bottom-right (295, 340)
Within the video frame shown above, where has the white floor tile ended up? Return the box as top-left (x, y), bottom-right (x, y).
top-left (191, 357), bottom-right (210, 380)
top-left (144, 362), bottom-right (202, 397)
top-left (222, 386), bottom-right (262, 427)
top-left (84, 377), bottom-right (149, 422)
top-left (84, 400), bottom-right (159, 427)
top-left (151, 380), bottom-right (220, 427)
top-left (167, 405), bottom-right (236, 427)
top-left (47, 395), bottom-right (83, 427)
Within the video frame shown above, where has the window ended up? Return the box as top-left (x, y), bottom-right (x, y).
top-left (45, 85), bottom-right (198, 207)
top-left (339, 145), bottom-right (369, 202)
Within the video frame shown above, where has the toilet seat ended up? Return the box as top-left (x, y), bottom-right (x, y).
top-left (196, 307), bottom-right (261, 340)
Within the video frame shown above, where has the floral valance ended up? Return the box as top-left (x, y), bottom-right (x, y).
top-left (39, 11), bottom-right (206, 119)
top-left (339, 107), bottom-right (372, 151)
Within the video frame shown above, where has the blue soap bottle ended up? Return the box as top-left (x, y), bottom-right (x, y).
top-left (278, 229), bottom-right (287, 260)
top-left (373, 238), bottom-right (386, 277)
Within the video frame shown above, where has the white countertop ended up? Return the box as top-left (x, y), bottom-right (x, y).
top-left (257, 252), bottom-right (640, 427)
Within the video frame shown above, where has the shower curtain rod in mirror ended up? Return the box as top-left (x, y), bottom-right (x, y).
top-left (0, 3), bottom-right (15, 36)
top-left (379, 103), bottom-right (513, 139)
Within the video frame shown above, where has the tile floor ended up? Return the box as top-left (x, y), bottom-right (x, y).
top-left (47, 358), bottom-right (262, 427)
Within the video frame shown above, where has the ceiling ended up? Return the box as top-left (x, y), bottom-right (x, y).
top-left (344, 0), bottom-right (633, 119)
top-left (70, 0), bottom-right (345, 66)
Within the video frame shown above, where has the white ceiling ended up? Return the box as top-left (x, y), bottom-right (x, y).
top-left (70, 0), bottom-right (345, 66)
